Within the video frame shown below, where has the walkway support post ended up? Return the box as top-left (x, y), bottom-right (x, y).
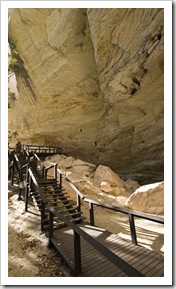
top-left (89, 202), bottom-right (95, 226)
top-left (59, 171), bottom-right (62, 189)
top-left (48, 210), bottom-right (54, 247)
top-left (18, 169), bottom-right (23, 201)
top-left (128, 214), bottom-right (137, 245)
top-left (54, 164), bottom-right (57, 181)
top-left (74, 231), bottom-right (82, 276)
top-left (41, 200), bottom-right (46, 232)
top-left (25, 166), bottom-right (29, 212)
top-left (77, 195), bottom-right (81, 212)
top-left (11, 155), bottom-right (15, 186)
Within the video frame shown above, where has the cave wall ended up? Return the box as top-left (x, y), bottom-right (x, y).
top-left (8, 8), bottom-right (164, 183)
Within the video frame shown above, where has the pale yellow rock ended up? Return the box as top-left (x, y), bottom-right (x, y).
top-left (100, 181), bottom-right (112, 193)
top-left (70, 165), bottom-right (94, 178)
top-left (65, 172), bottom-right (84, 183)
top-left (84, 184), bottom-right (101, 196)
top-left (73, 159), bottom-right (96, 168)
top-left (124, 179), bottom-right (140, 193)
top-left (112, 187), bottom-right (122, 196)
top-left (125, 181), bottom-right (164, 215)
top-left (8, 8), bottom-right (164, 182)
top-left (94, 165), bottom-right (124, 187)
top-left (59, 156), bottom-right (75, 169)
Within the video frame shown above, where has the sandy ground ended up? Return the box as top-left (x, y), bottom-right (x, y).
top-left (8, 181), bottom-right (164, 277)
top-left (8, 184), bottom-right (72, 277)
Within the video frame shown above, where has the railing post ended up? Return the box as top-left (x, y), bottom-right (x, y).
top-left (59, 172), bottom-right (62, 189)
top-left (25, 186), bottom-right (29, 212)
top-left (44, 167), bottom-right (47, 179)
top-left (89, 202), bottom-right (95, 226)
top-left (54, 164), bottom-right (57, 181)
top-left (128, 214), bottom-right (137, 245)
top-left (29, 174), bottom-right (32, 197)
top-left (48, 210), bottom-right (54, 247)
top-left (25, 166), bottom-right (29, 211)
top-left (18, 169), bottom-right (23, 201)
top-left (41, 200), bottom-right (46, 231)
top-left (33, 154), bottom-right (37, 168)
top-left (11, 161), bottom-right (14, 186)
top-left (42, 165), bottom-right (45, 178)
top-left (77, 195), bottom-right (81, 212)
top-left (74, 231), bottom-right (82, 276)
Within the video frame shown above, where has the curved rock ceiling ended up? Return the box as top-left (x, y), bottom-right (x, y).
top-left (8, 8), bottom-right (164, 183)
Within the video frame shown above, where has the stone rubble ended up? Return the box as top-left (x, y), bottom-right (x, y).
top-left (45, 154), bottom-right (164, 215)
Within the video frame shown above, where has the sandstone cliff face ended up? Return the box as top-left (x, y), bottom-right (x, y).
top-left (8, 8), bottom-right (164, 183)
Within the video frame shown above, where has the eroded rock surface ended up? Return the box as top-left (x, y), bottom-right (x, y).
top-left (45, 154), bottom-right (139, 208)
top-left (8, 8), bottom-right (164, 183)
top-left (125, 181), bottom-right (164, 215)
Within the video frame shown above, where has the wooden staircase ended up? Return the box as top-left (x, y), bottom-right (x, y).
top-left (26, 156), bottom-right (86, 232)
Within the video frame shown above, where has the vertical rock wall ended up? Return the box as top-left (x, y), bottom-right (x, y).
top-left (8, 8), bottom-right (164, 183)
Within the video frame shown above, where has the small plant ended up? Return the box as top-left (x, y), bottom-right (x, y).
top-left (8, 57), bottom-right (20, 74)
top-left (8, 36), bottom-right (23, 75)
top-left (8, 130), bottom-right (19, 141)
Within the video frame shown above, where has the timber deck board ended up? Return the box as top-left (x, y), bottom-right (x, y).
top-left (51, 222), bottom-right (164, 277)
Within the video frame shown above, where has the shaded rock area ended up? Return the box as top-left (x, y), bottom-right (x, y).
top-left (8, 8), bottom-right (164, 183)
top-left (44, 154), bottom-right (164, 215)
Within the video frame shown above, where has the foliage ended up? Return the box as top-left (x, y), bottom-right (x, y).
top-left (8, 36), bottom-right (23, 75)
top-left (8, 57), bottom-right (21, 74)
top-left (8, 130), bottom-right (19, 140)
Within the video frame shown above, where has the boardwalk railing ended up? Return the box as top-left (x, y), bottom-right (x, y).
top-left (83, 198), bottom-right (164, 246)
top-left (26, 167), bottom-right (144, 277)
top-left (57, 167), bottom-right (85, 213)
top-left (9, 150), bottom-right (164, 276)
top-left (24, 144), bottom-right (62, 154)
top-left (43, 164), bottom-right (164, 246)
top-left (9, 152), bottom-right (29, 200)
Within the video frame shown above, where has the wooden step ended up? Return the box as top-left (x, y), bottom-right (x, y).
top-left (45, 191), bottom-right (67, 197)
top-left (46, 195), bottom-right (70, 201)
top-left (41, 212), bottom-right (82, 224)
top-left (43, 187), bottom-right (62, 192)
top-left (71, 216), bottom-right (86, 223)
top-left (64, 211), bottom-right (83, 218)
top-left (37, 179), bottom-right (56, 185)
top-left (42, 216), bottom-right (86, 230)
top-left (40, 203), bottom-right (74, 211)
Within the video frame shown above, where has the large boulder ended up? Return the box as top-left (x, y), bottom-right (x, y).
top-left (125, 181), bottom-right (164, 215)
top-left (94, 165), bottom-right (124, 187)
top-left (124, 179), bottom-right (140, 193)
top-left (70, 159), bottom-right (96, 178)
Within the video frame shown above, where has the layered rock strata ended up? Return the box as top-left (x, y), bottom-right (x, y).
top-left (8, 8), bottom-right (164, 183)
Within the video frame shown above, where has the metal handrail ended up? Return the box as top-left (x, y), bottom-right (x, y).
top-left (26, 154), bottom-right (164, 243)
top-left (57, 167), bottom-right (85, 200)
top-left (24, 144), bottom-right (62, 154)
top-left (84, 197), bottom-right (164, 224)
top-left (10, 150), bottom-right (164, 276)
top-left (45, 161), bottom-right (164, 245)
top-left (27, 166), bottom-right (143, 277)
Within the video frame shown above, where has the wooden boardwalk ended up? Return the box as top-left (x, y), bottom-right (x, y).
top-left (50, 223), bottom-right (164, 277)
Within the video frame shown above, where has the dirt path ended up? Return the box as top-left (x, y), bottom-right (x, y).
top-left (8, 184), bottom-right (72, 277)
